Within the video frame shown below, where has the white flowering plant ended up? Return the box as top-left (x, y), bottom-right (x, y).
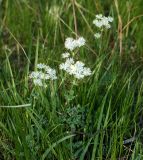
top-left (60, 36), bottom-right (92, 80)
top-left (57, 36), bottom-right (92, 108)
top-left (29, 63), bottom-right (57, 88)
top-left (29, 36), bottom-right (92, 89)
top-left (64, 37), bottom-right (86, 51)
top-left (93, 14), bottom-right (113, 40)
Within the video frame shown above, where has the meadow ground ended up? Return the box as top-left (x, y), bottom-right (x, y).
top-left (0, 0), bottom-right (143, 159)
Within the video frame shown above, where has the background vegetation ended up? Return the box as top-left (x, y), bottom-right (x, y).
top-left (0, 0), bottom-right (143, 159)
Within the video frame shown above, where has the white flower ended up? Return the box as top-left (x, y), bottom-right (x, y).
top-left (59, 58), bottom-right (74, 71)
top-left (94, 33), bottom-right (101, 39)
top-left (37, 63), bottom-right (46, 69)
top-left (38, 72), bottom-right (47, 79)
top-left (33, 79), bottom-right (43, 86)
top-left (59, 59), bottom-right (92, 79)
top-left (83, 67), bottom-right (92, 76)
top-left (29, 63), bottom-right (57, 87)
top-left (65, 38), bottom-right (76, 51)
top-left (76, 37), bottom-right (86, 47)
top-left (64, 37), bottom-right (86, 51)
top-left (105, 24), bottom-right (111, 29)
top-left (62, 52), bottom-right (70, 58)
top-left (46, 67), bottom-right (57, 80)
top-left (96, 14), bottom-right (103, 19)
top-left (45, 66), bottom-right (51, 72)
top-left (93, 14), bottom-right (113, 29)
top-left (108, 16), bottom-right (113, 22)
top-left (93, 19), bottom-right (103, 28)
top-left (70, 61), bottom-right (91, 79)
top-left (29, 71), bottom-right (41, 79)
top-left (102, 17), bottom-right (109, 25)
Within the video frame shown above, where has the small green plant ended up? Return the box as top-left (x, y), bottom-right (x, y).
top-left (61, 105), bottom-right (86, 130)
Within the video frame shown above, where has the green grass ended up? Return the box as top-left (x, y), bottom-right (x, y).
top-left (0, 0), bottom-right (143, 159)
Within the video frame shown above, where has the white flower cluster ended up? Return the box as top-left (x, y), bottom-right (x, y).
top-left (65, 37), bottom-right (86, 51)
top-left (62, 52), bottom-right (70, 59)
top-left (59, 58), bottom-right (92, 79)
top-left (93, 14), bottom-right (113, 39)
top-left (60, 36), bottom-right (92, 79)
top-left (93, 14), bottom-right (113, 29)
top-left (29, 63), bottom-right (57, 87)
top-left (94, 33), bottom-right (101, 39)
top-left (29, 36), bottom-right (91, 85)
